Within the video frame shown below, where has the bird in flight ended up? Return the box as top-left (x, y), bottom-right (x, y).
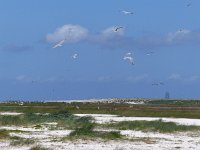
top-left (146, 51), bottom-right (154, 56)
top-left (52, 38), bottom-right (66, 48)
top-left (114, 26), bottom-right (123, 32)
top-left (121, 10), bottom-right (134, 15)
top-left (72, 53), bottom-right (78, 59)
top-left (123, 52), bottom-right (134, 65)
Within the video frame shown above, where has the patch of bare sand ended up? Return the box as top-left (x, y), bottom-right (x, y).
top-left (75, 114), bottom-right (200, 126)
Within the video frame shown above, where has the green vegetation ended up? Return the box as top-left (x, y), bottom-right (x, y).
top-left (65, 116), bottom-right (121, 140)
top-left (68, 129), bottom-right (121, 140)
top-left (1, 100), bottom-right (200, 118)
top-left (101, 120), bottom-right (200, 133)
top-left (30, 145), bottom-right (50, 150)
top-left (10, 136), bottom-right (35, 146)
top-left (0, 129), bottom-right (10, 139)
top-left (146, 100), bottom-right (200, 106)
top-left (0, 110), bottom-right (95, 132)
top-left (0, 111), bottom-right (75, 127)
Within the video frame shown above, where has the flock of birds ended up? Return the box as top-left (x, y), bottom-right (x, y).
top-left (51, 2), bottom-right (192, 87)
top-left (52, 10), bottom-right (136, 63)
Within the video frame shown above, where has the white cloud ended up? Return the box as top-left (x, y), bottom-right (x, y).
top-left (46, 24), bottom-right (89, 43)
top-left (168, 73), bottom-right (182, 80)
top-left (46, 25), bottom-right (200, 49)
top-left (100, 26), bottom-right (124, 39)
top-left (166, 29), bottom-right (191, 43)
top-left (130, 29), bottom-right (197, 49)
top-left (88, 26), bottom-right (126, 49)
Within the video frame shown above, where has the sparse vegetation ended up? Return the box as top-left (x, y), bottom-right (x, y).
top-left (0, 111), bottom-right (75, 127)
top-left (130, 137), bottom-right (157, 144)
top-left (64, 116), bottom-right (122, 140)
top-left (101, 119), bottom-right (200, 133)
top-left (10, 136), bottom-right (35, 146)
top-left (30, 145), bottom-right (50, 150)
top-left (0, 129), bottom-right (10, 139)
top-left (68, 129), bottom-right (121, 140)
top-left (1, 100), bottom-right (200, 118)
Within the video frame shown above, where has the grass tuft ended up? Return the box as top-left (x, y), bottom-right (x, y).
top-left (0, 129), bottom-right (10, 139)
top-left (30, 145), bottom-right (50, 150)
top-left (10, 137), bottom-right (35, 146)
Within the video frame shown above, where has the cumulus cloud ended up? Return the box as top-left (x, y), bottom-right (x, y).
top-left (89, 26), bottom-right (126, 49)
top-left (100, 26), bottom-right (124, 39)
top-left (95, 28), bottom-right (200, 50)
top-left (92, 28), bottom-right (196, 50)
top-left (46, 24), bottom-right (89, 43)
top-left (46, 24), bottom-right (200, 50)
top-left (133, 29), bottom-right (200, 49)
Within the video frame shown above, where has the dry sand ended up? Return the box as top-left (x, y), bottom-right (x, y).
top-left (75, 114), bottom-right (200, 126)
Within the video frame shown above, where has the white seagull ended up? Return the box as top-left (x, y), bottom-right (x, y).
top-left (72, 53), bottom-right (78, 59)
top-left (52, 38), bottom-right (66, 49)
top-left (121, 10), bottom-right (134, 15)
top-left (123, 52), bottom-right (134, 65)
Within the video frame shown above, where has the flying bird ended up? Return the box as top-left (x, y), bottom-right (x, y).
top-left (146, 52), bottom-right (154, 56)
top-left (72, 53), bottom-right (78, 59)
top-left (114, 26), bottom-right (123, 32)
top-left (121, 10), bottom-right (134, 15)
top-left (126, 52), bottom-right (132, 55)
top-left (123, 52), bottom-right (134, 65)
top-left (52, 38), bottom-right (66, 49)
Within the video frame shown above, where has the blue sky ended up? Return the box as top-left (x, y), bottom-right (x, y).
top-left (0, 0), bottom-right (200, 100)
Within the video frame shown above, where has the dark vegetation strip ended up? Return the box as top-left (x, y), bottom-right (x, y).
top-left (0, 100), bottom-right (200, 118)
top-left (0, 111), bottom-right (93, 129)
top-left (66, 118), bottom-right (121, 140)
top-left (30, 145), bottom-right (50, 150)
top-left (0, 129), bottom-right (10, 139)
